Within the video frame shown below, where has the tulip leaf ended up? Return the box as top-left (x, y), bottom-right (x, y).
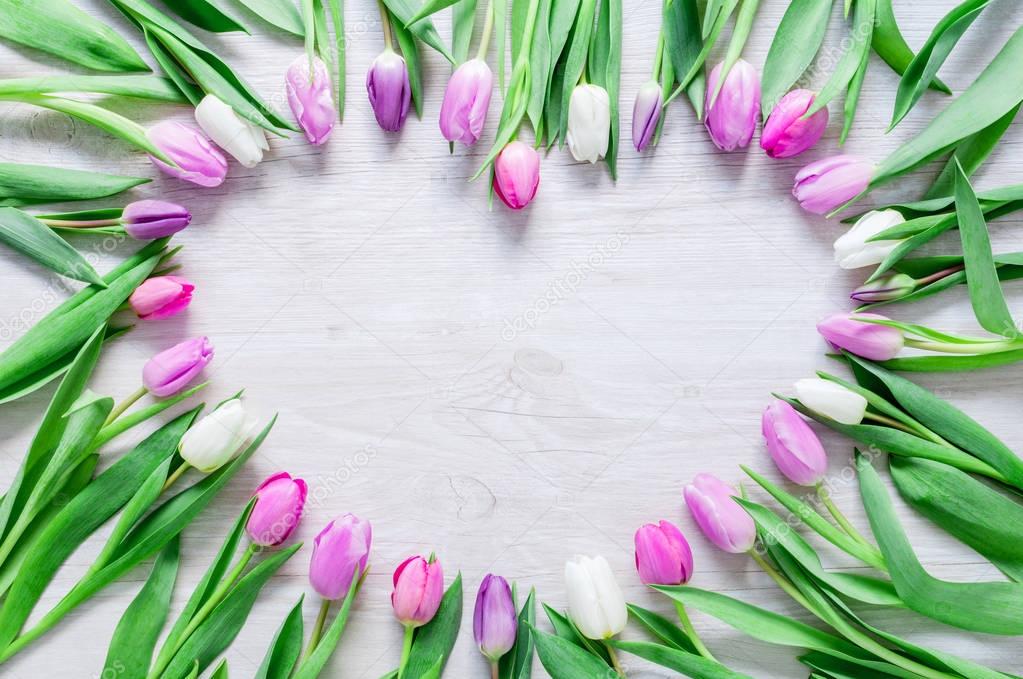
top-left (531, 627), bottom-right (616, 679)
top-left (664, 0), bottom-right (736, 105)
top-left (0, 163), bottom-right (147, 208)
top-left (760, 0), bottom-right (832, 116)
top-left (541, 603), bottom-right (612, 665)
top-left (543, 0), bottom-right (581, 144)
top-left (611, 639), bottom-right (752, 678)
top-left (710, 0), bottom-right (760, 106)
top-left (526, 0), bottom-right (553, 137)
top-left (879, 350), bottom-right (1023, 372)
top-left (389, 7), bottom-right (424, 118)
top-left (406, 0), bottom-right (460, 26)
top-left (0, 208), bottom-right (105, 286)
top-left (923, 103), bottom-right (1020, 199)
top-left (291, 570), bottom-right (363, 679)
top-left (0, 75), bottom-right (185, 102)
top-left (402, 572), bottom-right (463, 679)
top-left (587, 0), bottom-right (620, 179)
top-left (799, 652), bottom-right (911, 679)
top-left (102, 536), bottom-right (181, 678)
top-left (839, 44), bottom-right (869, 143)
top-left (555, 0), bottom-right (597, 146)
top-left (233, 0), bottom-right (305, 35)
top-left (255, 595), bottom-right (304, 679)
top-left (804, 0), bottom-right (874, 117)
top-left (379, 0), bottom-right (454, 63)
top-left (451, 0), bottom-right (476, 64)
top-left (156, 0), bottom-right (248, 33)
top-left (662, 0), bottom-right (705, 117)
top-left (871, 0), bottom-right (949, 92)
top-left (92, 382), bottom-right (208, 450)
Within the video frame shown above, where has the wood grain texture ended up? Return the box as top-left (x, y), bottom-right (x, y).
top-left (1, 0), bottom-right (1022, 677)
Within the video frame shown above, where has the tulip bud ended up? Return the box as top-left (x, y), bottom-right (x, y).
top-left (142, 336), bottom-right (213, 397)
top-left (246, 472), bottom-right (307, 547)
top-left (147, 121), bottom-right (228, 188)
top-left (632, 80), bottom-right (662, 152)
top-left (195, 94), bottom-right (270, 168)
top-left (794, 378), bottom-right (867, 425)
top-left (566, 84), bottom-right (611, 163)
top-left (178, 398), bottom-right (257, 472)
top-left (493, 141), bottom-right (540, 210)
top-left (634, 520), bottom-right (693, 586)
top-left (704, 59), bottom-right (760, 152)
top-left (309, 514), bottom-right (372, 600)
top-left (761, 400), bottom-right (828, 486)
top-left (850, 273), bottom-right (916, 303)
top-left (683, 474), bottom-right (756, 553)
top-left (121, 200), bottom-right (191, 239)
top-left (391, 555), bottom-right (444, 627)
top-left (564, 555), bottom-right (627, 640)
top-left (367, 50), bottom-right (411, 132)
top-left (473, 574), bottom-right (517, 662)
top-left (286, 55), bottom-right (336, 145)
top-left (834, 209), bottom-right (904, 269)
top-left (817, 312), bottom-right (904, 361)
top-left (760, 89), bottom-right (828, 159)
top-left (439, 58), bottom-right (494, 146)
top-left (793, 154), bottom-right (874, 215)
top-left (129, 276), bottom-right (194, 320)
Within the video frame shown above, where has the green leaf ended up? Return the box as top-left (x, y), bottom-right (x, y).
top-left (254, 595), bottom-right (304, 679)
top-left (0, 75), bottom-right (185, 102)
top-left (499, 587), bottom-right (536, 679)
top-left (878, 350), bottom-right (1023, 372)
top-left (92, 382), bottom-right (208, 450)
top-left (406, 0), bottom-right (460, 25)
top-left (326, 0), bottom-right (345, 119)
top-left (555, 0), bottom-right (597, 145)
top-left (380, 0), bottom-right (454, 63)
top-left (664, 0), bottom-right (737, 105)
top-left (291, 571), bottom-right (363, 679)
top-left (541, 603), bottom-right (611, 664)
top-left (531, 627), bottom-right (615, 679)
top-left (390, 7), bottom-right (424, 118)
top-left (403, 573), bottom-right (463, 679)
top-left (804, 0), bottom-right (874, 117)
top-left (587, 0), bottom-right (621, 178)
top-left (839, 44), bottom-right (869, 143)
top-left (871, 0), bottom-right (949, 92)
top-left (0, 208), bottom-right (105, 285)
top-left (233, 0), bottom-right (305, 35)
top-left (452, 0), bottom-right (476, 64)
top-left (526, 0), bottom-right (553, 136)
top-left (158, 0), bottom-right (247, 33)
top-left (212, 659), bottom-right (229, 679)
top-left (543, 0), bottom-right (581, 143)
top-left (662, 0), bottom-right (705, 116)
top-left (611, 639), bottom-right (751, 678)
top-left (760, 0), bottom-right (832, 115)
top-left (0, 164), bottom-right (146, 208)
top-left (923, 103), bottom-right (1020, 199)
top-left (0, 0), bottom-right (149, 72)
top-left (799, 651), bottom-right (912, 679)
top-left (709, 0), bottom-right (761, 105)
top-left (625, 603), bottom-right (698, 654)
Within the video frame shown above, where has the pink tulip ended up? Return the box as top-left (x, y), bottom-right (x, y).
top-left (391, 555), bottom-right (444, 627)
top-left (121, 200), bottom-right (191, 239)
top-left (760, 89), bottom-right (828, 159)
top-left (704, 59), bottom-right (760, 152)
top-left (632, 80), bottom-right (662, 152)
top-left (761, 399), bottom-right (828, 486)
top-left (129, 276), bottom-right (194, 320)
top-left (286, 55), bottom-right (336, 145)
top-left (493, 141), bottom-right (540, 210)
top-left (683, 474), bottom-right (756, 553)
top-left (309, 514), bottom-right (372, 599)
top-left (793, 154), bottom-right (873, 215)
top-left (146, 121), bottom-right (228, 187)
top-left (142, 337), bottom-right (213, 397)
top-left (634, 520), bottom-right (693, 586)
top-left (473, 574), bottom-right (517, 662)
top-left (439, 58), bottom-right (493, 146)
top-left (246, 472), bottom-right (308, 547)
top-left (817, 312), bottom-right (904, 361)
top-left (367, 50), bottom-right (411, 132)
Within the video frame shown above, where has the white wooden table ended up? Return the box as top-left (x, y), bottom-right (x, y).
top-left (1, 1), bottom-right (1022, 676)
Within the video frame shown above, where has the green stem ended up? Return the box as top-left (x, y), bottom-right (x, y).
top-left (475, 0), bottom-right (496, 61)
top-left (161, 462), bottom-right (191, 493)
top-left (300, 598), bottom-right (332, 665)
top-left (905, 338), bottom-right (1021, 354)
top-left (862, 411), bottom-right (922, 435)
top-left (651, 26), bottom-right (665, 81)
top-left (38, 218), bottom-right (122, 228)
top-left (490, 661), bottom-right (499, 679)
top-left (397, 624), bottom-right (415, 679)
top-left (302, 0), bottom-right (317, 62)
top-left (816, 484), bottom-right (874, 550)
top-left (377, 1), bottom-right (393, 51)
top-left (673, 601), bottom-right (715, 661)
top-left (603, 640), bottom-right (626, 677)
top-left (104, 386), bottom-right (148, 426)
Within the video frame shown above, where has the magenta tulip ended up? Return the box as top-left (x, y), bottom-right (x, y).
top-left (704, 59), bottom-right (760, 151)
top-left (632, 80), bottom-right (662, 152)
top-left (391, 555), bottom-right (444, 628)
top-left (121, 200), bottom-right (191, 239)
top-left (760, 89), bottom-right (828, 159)
top-left (439, 58), bottom-right (493, 146)
top-left (142, 336), bottom-right (213, 397)
top-left (817, 312), bottom-right (904, 360)
top-left (634, 520), bottom-right (693, 586)
top-left (129, 276), bottom-right (194, 320)
top-left (367, 50), bottom-right (411, 132)
top-left (286, 55), bottom-right (336, 145)
top-left (146, 121), bottom-right (228, 187)
top-left (761, 399), bottom-right (828, 486)
top-left (309, 514), bottom-right (372, 600)
top-left (793, 154), bottom-right (873, 214)
top-left (493, 141), bottom-right (540, 210)
top-left (683, 474), bottom-right (756, 553)
top-left (473, 574), bottom-right (517, 663)
top-left (246, 472), bottom-right (307, 547)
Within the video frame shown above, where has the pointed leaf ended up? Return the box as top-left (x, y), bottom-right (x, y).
top-left (610, 639), bottom-right (751, 678)
top-left (0, 208), bottom-right (105, 285)
top-left (0, 163), bottom-right (147, 208)
top-left (760, 0), bottom-right (832, 115)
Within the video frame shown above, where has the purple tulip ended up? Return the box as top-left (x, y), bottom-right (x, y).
top-left (246, 472), bottom-right (307, 547)
top-left (760, 89), bottom-right (828, 159)
top-left (129, 276), bottom-right (194, 320)
top-left (632, 80), bottom-right (662, 152)
top-left (367, 50), bottom-right (411, 132)
top-left (309, 514), bottom-right (372, 600)
top-left (493, 141), bottom-right (540, 210)
top-left (391, 555), bottom-right (444, 628)
top-left (793, 154), bottom-right (874, 215)
top-left (634, 520), bottom-right (693, 586)
top-left (704, 59), bottom-right (760, 151)
top-left (850, 274), bottom-right (917, 303)
top-left (121, 200), bottom-right (191, 239)
top-left (146, 121), bottom-right (228, 187)
top-left (286, 55), bottom-right (336, 145)
top-left (683, 473), bottom-right (756, 553)
top-left (761, 399), bottom-right (828, 486)
top-left (142, 337), bottom-right (213, 397)
top-left (817, 312), bottom-right (904, 360)
top-left (473, 574), bottom-right (517, 663)
top-left (439, 58), bottom-right (494, 146)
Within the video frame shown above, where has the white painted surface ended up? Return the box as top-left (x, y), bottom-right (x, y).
top-left (1, 1), bottom-right (1022, 677)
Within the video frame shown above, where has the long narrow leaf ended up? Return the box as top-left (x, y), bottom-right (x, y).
top-left (256, 595), bottom-right (305, 679)
top-left (804, 0), bottom-right (874, 116)
top-left (291, 571), bottom-right (362, 679)
top-left (0, 208), bottom-right (105, 285)
top-left (760, 0), bottom-right (832, 115)
top-left (0, 163), bottom-right (147, 208)
top-left (611, 639), bottom-right (752, 678)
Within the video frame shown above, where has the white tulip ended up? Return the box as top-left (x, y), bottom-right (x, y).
top-left (178, 398), bottom-right (258, 472)
top-left (833, 209), bottom-right (905, 269)
top-left (564, 555), bottom-right (627, 640)
top-left (794, 378), bottom-right (867, 425)
top-left (194, 94), bottom-right (269, 168)
top-left (566, 84), bottom-right (611, 164)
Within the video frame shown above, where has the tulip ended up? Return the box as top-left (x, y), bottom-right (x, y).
top-left (834, 209), bottom-right (904, 269)
top-left (286, 55), bottom-right (336, 145)
top-left (794, 378), bottom-right (867, 425)
top-left (142, 336), bottom-right (213, 397)
top-left (309, 514), bottom-right (373, 600)
top-left (761, 399), bottom-right (828, 486)
top-left (121, 200), bottom-right (191, 239)
top-left (195, 94), bottom-right (269, 168)
top-left (566, 83), bottom-right (611, 163)
top-left (683, 473), bottom-right (756, 553)
top-left (704, 59), bottom-right (760, 152)
top-left (129, 276), bottom-right (193, 320)
top-left (850, 273), bottom-right (917, 303)
top-left (793, 154), bottom-right (874, 215)
top-left (473, 574), bottom-right (517, 663)
top-left (760, 89), bottom-right (828, 159)
top-left (147, 121), bottom-right (228, 187)
top-left (634, 520), bottom-right (693, 586)
top-left (392, 554), bottom-right (445, 627)
top-left (367, 50), bottom-right (411, 132)
top-left (246, 472), bottom-right (307, 547)
top-left (817, 312), bottom-right (904, 361)
top-left (564, 555), bottom-right (627, 640)
top-left (177, 398), bottom-right (256, 473)
top-left (439, 58), bottom-right (494, 146)
top-left (493, 141), bottom-right (540, 210)
top-left (632, 80), bottom-right (662, 152)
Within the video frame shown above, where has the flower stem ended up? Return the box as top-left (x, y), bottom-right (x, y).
top-left (916, 264), bottom-right (964, 286)
top-left (104, 386), bottom-right (148, 426)
top-left (815, 484), bottom-right (874, 550)
top-left (651, 20), bottom-right (665, 81)
top-left (300, 598), bottom-right (332, 665)
top-left (905, 338), bottom-right (1020, 354)
top-left (377, 1), bottom-right (393, 51)
top-left (38, 218), bottom-right (121, 228)
top-left (161, 462), bottom-right (191, 493)
top-left (476, 0), bottom-right (496, 61)
top-left (862, 411), bottom-right (920, 435)
top-left (603, 640), bottom-right (626, 676)
top-left (490, 661), bottom-right (499, 679)
top-left (397, 624), bottom-right (415, 679)
top-left (302, 0), bottom-right (317, 62)
top-left (673, 601), bottom-right (715, 661)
